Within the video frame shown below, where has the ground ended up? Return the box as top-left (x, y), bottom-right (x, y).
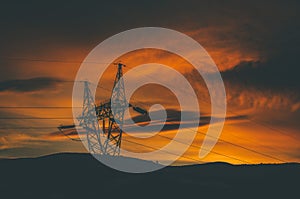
top-left (1, 153), bottom-right (299, 199)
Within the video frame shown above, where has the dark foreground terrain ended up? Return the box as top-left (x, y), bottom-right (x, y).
top-left (1, 153), bottom-right (299, 199)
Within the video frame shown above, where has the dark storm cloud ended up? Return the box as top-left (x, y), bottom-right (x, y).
top-left (0, 0), bottom-right (298, 111)
top-left (1, 0), bottom-right (299, 83)
top-left (0, 77), bottom-right (62, 92)
top-left (220, 2), bottom-right (300, 93)
top-left (219, 59), bottom-right (300, 113)
top-left (127, 109), bottom-right (247, 132)
top-left (1, 0), bottom-right (299, 55)
top-left (222, 60), bottom-right (300, 92)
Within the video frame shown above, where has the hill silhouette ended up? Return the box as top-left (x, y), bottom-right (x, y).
top-left (1, 153), bottom-right (299, 199)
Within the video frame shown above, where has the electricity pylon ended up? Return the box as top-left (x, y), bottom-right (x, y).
top-left (79, 81), bottom-right (104, 154)
top-left (58, 62), bottom-right (147, 156)
top-left (96, 62), bottom-right (127, 155)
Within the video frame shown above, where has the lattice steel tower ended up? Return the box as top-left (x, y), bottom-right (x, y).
top-left (58, 62), bottom-right (146, 156)
top-left (78, 81), bottom-right (104, 154)
top-left (96, 62), bottom-right (128, 155)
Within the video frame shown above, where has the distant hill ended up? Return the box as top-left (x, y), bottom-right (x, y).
top-left (1, 153), bottom-right (299, 199)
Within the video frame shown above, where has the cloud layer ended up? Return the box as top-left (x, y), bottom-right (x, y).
top-left (0, 77), bottom-right (63, 92)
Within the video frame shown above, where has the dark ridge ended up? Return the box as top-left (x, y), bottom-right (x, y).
top-left (1, 153), bottom-right (299, 199)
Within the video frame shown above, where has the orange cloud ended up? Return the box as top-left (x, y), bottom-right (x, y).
top-left (186, 27), bottom-right (261, 71)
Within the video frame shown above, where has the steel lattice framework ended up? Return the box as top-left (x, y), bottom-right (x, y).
top-left (59, 63), bottom-right (146, 156)
top-left (78, 81), bottom-right (104, 154)
top-left (95, 63), bottom-right (127, 155)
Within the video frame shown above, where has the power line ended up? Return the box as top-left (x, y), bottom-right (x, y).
top-left (0, 117), bottom-right (74, 119)
top-left (124, 65), bottom-right (299, 143)
top-left (121, 138), bottom-right (206, 164)
top-left (0, 56), bottom-right (296, 142)
top-left (0, 107), bottom-right (81, 109)
top-left (120, 65), bottom-right (296, 162)
top-left (0, 123), bottom-right (253, 163)
top-left (0, 107), bottom-right (288, 161)
top-left (195, 128), bottom-right (285, 162)
top-left (155, 133), bottom-right (251, 164)
top-left (0, 119), bottom-right (283, 163)
top-left (0, 125), bottom-right (205, 164)
top-left (0, 115), bottom-right (284, 162)
top-left (0, 109), bottom-right (285, 163)
top-left (0, 62), bottom-right (293, 163)
top-left (0, 57), bottom-right (111, 65)
top-left (131, 100), bottom-right (287, 163)
top-left (0, 95), bottom-right (287, 162)
top-left (0, 127), bottom-right (58, 129)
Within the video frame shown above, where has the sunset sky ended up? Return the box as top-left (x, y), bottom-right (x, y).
top-left (0, 0), bottom-right (299, 165)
